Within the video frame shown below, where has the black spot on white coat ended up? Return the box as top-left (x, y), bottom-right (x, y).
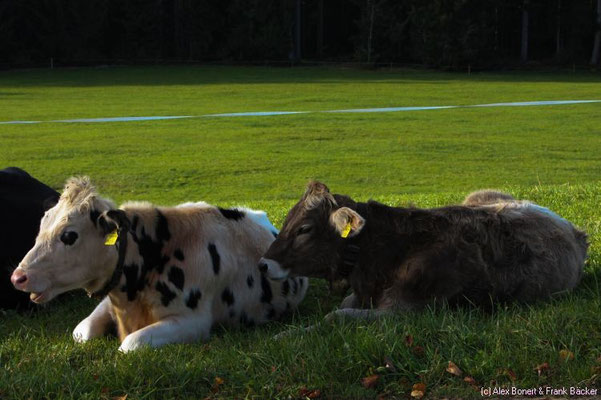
top-left (129, 213), bottom-right (170, 288)
top-left (260, 274), bottom-right (273, 304)
top-left (240, 311), bottom-right (255, 327)
top-left (156, 281), bottom-right (176, 307)
top-left (130, 215), bottom-right (139, 232)
top-left (186, 289), bottom-right (202, 309)
top-left (155, 210), bottom-right (171, 241)
top-left (173, 249), bottom-right (185, 261)
top-left (168, 266), bottom-right (185, 290)
top-left (208, 243), bottom-right (220, 274)
top-left (247, 275), bottom-right (254, 288)
top-left (218, 207), bottom-right (245, 220)
top-left (123, 264), bottom-right (140, 301)
top-left (221, 287), bottom-right (235, 306)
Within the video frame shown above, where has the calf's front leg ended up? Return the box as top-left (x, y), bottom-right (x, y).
top-left (340, 293), bottom-right (358, 308)
top-left (73, 296), bottom-right (115, 343)
top-left (118, 313), bottom-right (212, 353)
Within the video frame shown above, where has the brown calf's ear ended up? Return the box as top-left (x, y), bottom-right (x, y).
top-left (303, 181), bottom-right (336, 209)
top-left (304, 181), bottom-right (330, 197)
top-left (330, 207), bottom-right (365, 238)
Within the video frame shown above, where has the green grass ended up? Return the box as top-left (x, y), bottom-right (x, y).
top-left (0, 66), bottom-right (600, 399)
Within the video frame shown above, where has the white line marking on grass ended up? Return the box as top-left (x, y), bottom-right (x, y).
top-left (54, 115), bottom-right (195, 123)
top-left (325, 105), bottom-right (457, 113)
top-left (470, 100), bottom-right (601, 108)
top-left (204, 111), bottom-right (309, 117)
top-left (1, 100), bottom-right (598, 124)
top-left (0, 120), bottom-right (40, 124)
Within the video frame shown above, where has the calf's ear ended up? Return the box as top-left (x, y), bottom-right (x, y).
top-left (330, 207), bottom-right (365, 238)
top-left (303, 181), bottom-right (336, 209)
top-left (97, 209), bottom-right (130, 235)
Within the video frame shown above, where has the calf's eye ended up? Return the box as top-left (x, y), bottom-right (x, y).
top-left (297, 225), bottom-right (312, 235)
top-left (60, 231), bottom-right (78, 246)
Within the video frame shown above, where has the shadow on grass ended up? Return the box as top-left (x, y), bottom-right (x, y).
top-left (1, 66), bottom-right (601, 88)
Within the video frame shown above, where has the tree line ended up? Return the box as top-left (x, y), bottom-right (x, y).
top-left (1, 0), bottom-right (600, 69)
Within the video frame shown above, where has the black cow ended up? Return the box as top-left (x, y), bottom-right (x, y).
top-left (0, 167), bottom-right (59, 310)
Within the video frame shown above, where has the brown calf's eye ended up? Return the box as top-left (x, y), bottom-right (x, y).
top-left (60, 231), bottom-right (78, 246)
top-left (297, 225), bottom-right (312, 235)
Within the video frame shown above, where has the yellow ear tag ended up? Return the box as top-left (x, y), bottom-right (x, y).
top-left (104, 229), bottom-right (118, 246)
top-left (341, 222), bottom-right (352, 238)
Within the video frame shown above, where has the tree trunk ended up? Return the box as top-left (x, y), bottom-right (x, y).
top-left (317, 0), bottom-right (323, 59)
top-left (591, 0), bottom-right (601, 65)
top-left (520, 0), bottom-right (529, 63)
top-left (367, 0), bottom-right (375, 63)
top-left (294, 0), bottom-right (302, 61)
top-left (555, 0), bottom-right (562, 57)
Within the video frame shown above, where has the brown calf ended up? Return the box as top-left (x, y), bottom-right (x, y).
top-left (259, 182), bottom-right (588, 322)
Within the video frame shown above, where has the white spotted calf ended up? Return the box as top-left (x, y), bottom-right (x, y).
top-left (11, 177), bottom-right (308, 352)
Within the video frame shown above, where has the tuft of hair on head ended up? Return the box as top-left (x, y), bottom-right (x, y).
top-left (303, 180), bottom-right (337, 210)
top-left (60, 176), bottom-right (101, 212)
top-left (462, 190), bottom-right (515, 206)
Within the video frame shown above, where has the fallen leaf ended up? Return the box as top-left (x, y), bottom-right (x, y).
top-left (211, 376), bottom-right (225, 393)
top-left (299, 386), bottom-right (321, 399)
top-left (505, 369), bottom-right (517, 381)
top-left (534, 362), bottom-right (550, 376)
top-left (411, 383), bottom-right (426, 399)
top-left (270, 366), bottom-right (277, 373)
top-left (405, 335), bottom-right (414, 347)
top-left (559, 349), bottom-right (574, 361)
top-left (101, 387), bottom-right (109, 394)
top-left (412, 346), bottom-right (425, 357)
top-left (464, 376), bottom-right (476, 385)
top-left (446, 361), bottom-right (463, 377)
top-left (361, 374), bottom-right (380, 389)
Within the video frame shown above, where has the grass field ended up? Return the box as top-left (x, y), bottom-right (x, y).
top-left (0, 66), bottom-right (600, 399)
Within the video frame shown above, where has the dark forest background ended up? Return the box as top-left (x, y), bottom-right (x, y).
top-left (1, 0), bottom-right (601, 70)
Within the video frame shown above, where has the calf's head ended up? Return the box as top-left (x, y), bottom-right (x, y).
top-left (259, 181), bottom-right (365, 282)
top-left (10, 177), bottom-right (126, 303)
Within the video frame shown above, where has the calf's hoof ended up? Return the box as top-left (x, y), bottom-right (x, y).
top-left (72, 322), bottom-right (94, 343)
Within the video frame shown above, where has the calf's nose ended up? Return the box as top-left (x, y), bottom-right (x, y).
top-left (11, 268), bottom-right (28, 289)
